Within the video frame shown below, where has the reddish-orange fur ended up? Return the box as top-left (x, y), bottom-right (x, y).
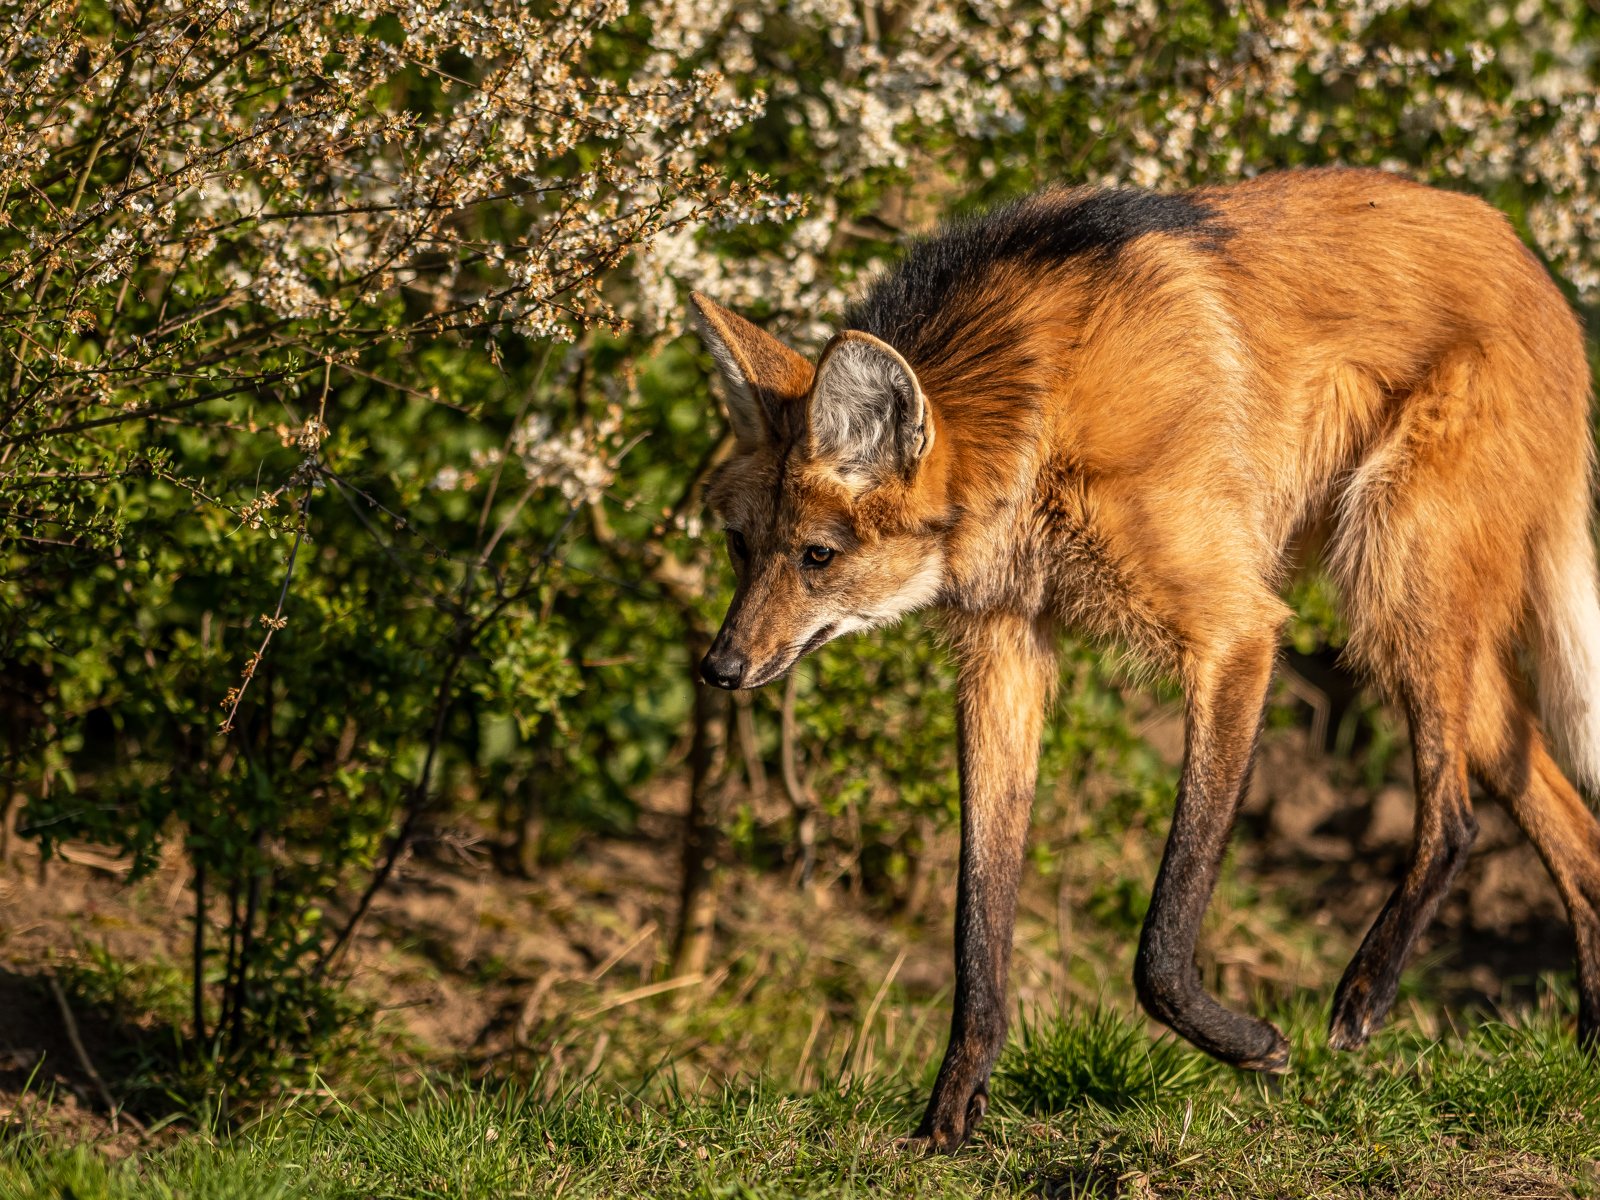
top-left (692, 167), bottom-right (1600, 1151)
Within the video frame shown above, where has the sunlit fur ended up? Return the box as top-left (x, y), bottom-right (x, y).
top-left (692, 167), bottom-right (1600, 1150)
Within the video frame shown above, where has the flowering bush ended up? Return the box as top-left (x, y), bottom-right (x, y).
top-left (1, 0), bottom-right (797, 546)
top-left (0, 0), bottom-right (797, 1098)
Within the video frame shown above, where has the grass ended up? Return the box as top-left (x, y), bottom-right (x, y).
top-left (7, 987), bottom-right (1600, 1199)
top-left (6, 711), bottom-right (1587, 1196)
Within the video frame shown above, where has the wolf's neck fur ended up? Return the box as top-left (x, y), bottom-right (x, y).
top-left (842, 186), bottom-right (1229, 524)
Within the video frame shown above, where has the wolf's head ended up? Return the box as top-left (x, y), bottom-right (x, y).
top-left (691, 292), bottom-right (951, 690)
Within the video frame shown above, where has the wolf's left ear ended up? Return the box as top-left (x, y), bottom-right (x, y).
top-left (689, 292), bottom-right (814, 447)
top-left (809, 331), bottom-right (934, 486)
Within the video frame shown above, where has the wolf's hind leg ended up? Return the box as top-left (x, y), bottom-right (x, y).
top-left (1468, 661), bottom-right (1600, 1050)
top-left (1134, 634), bottom-right (1290, 1070)
top-left (1328, 668), bottom-right (1477, 1050)
top-left (1323, 359), bottom-right (1550, 1048)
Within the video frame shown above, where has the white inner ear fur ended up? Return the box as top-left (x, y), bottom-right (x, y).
top-left (809, 336), bottom-right (932, 481)
top-left (691, 308), bottom-right (765, 446)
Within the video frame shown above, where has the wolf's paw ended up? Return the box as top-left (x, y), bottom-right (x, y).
top-left (1327, 1005), bottom-right (1374, 1053)
top-left (906, 1087), bottom-right (987, 1155)
top-left (1236, 1022), bottom-right (1292, 1072)
top-left (1329, 974), bottom-right (1390, 1053)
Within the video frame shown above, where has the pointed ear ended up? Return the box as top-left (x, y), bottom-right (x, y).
top-left (689, 292), bottom-right (814, 447)
top-left (808, 331), bottom-right (934, 486)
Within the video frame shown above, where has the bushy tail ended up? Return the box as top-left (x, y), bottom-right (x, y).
top-left (1533, 513), bottom-right (1600, 795)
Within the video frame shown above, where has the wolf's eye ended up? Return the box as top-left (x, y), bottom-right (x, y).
top-left (803, 546), bottom-right (835, 567)
top-left (727, 530), bottom-right (748, 560)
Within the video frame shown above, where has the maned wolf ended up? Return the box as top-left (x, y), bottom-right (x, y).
top-left (690, 167), bottom-right (1600, 1151)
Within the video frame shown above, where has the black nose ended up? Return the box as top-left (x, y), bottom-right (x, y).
top-left (701, 649), bottom-right (746, 690)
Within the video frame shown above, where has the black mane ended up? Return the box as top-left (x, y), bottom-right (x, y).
top-left (844, 186), bottom-right (1227, 357)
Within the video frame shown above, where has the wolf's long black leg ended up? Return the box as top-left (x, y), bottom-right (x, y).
top-left (1329, 688), bottom-right (1477, 1049)
top-left (1135, 636), bottom-right (1290, 1071)
top-left (909, 613), bottom-right (1056, 1153)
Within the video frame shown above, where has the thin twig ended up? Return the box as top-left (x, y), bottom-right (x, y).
top-left (471, 481), bottom-right (538, 590)
top-left (1276, 662), bottom-right (1331, 757)
top-left (670, 430), bottom-right (735, 525)
top-left (0, 366), bottom-right (310, 447)
top-left (48, 976), bottom-right (144, 1133)
top-left (219, 489), bottom-right (310, 733)
top-left (336, 361), bottom-right (470, 409)
top-left (2, 126), bottom-right (110, 420)
top-left (579, 1031), bottom-right (610, 1079)
top-left (314, 356), bottom-right (331, 428)
top-left (317, 463), bottom-right (456, 563)
top-left (734, 692), bottom-right (767, 801)
top-left (321, 469), bottom-right (451, 606)
top-left (780, 669), bottom-right (806, 808)
top-left (781, 669), bottom-right (817, 887)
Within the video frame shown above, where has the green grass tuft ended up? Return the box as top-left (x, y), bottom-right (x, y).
top-left (995, 1003), bottom-right (1204, 1114)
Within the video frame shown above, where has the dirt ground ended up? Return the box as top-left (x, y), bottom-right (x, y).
top-left (0, 716), bottom-right (1579, 1144)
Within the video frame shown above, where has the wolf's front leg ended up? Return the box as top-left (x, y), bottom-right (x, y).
top-left (911, 612), bottom-right (1056, 1153)
top-left (1134, 636), bottom-right (1288, 1070)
